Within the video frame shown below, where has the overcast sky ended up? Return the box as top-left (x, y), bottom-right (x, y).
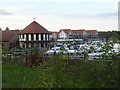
top-left (0, 0), bottom-right (119, 31)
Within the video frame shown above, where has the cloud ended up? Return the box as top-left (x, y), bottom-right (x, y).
top-left (0, 9), bottom-right (15, 16)
top-left (43, 11), bottom-right (117, 21)
top-left (95, 12), bottom-right (117, 18)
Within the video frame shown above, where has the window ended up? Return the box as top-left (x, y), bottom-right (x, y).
top-left (10, 43), bottom-right (12, 49)
top-left (46, 43), bottom-right (47, 47)
top-left (41, 43), bottom-right (43, 47)
top-left (31, 34), bottom-right (33, 41)
top-left (36, 34), bottom-right (39, 41)
top-left (26, 34), bottom-right (28, 41)
top-left (31, 43), bottom-right (34, 47)
top-left (21, 34), bottom-right (23, 39)
top-left (45, 34), bottom-right (47, 41)
top-left (26, 43), bottom-right (29, 48)
top-left (41, 34), bottom-right (43, 41)
top-left (23, 34), bottom-right (24, 39)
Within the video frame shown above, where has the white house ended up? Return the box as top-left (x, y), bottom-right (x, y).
top-left (58, 29), bottom-right (72, 39)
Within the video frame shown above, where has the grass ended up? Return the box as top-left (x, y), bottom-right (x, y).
top-left (2, 47), bottom-right (120, 88)
top-left (3, 63), bottom-right (56, 88)
top-left (2, 56), bottom-right (120, 88)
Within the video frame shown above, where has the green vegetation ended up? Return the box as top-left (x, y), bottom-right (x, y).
top-left (2, 42), bottom-right (120, 88)
top-left (98, 31), bottom-right (120, 42)
top-left (3, 53), bottom-right (120, 88)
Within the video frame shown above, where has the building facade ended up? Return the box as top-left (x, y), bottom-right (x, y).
top-left (19, 21), bottom-right (50, 48)
top-left (56, 29), bottom-right (98, 42)
top-left (2, 29), bottom-right (20, 49)
top-left (58, 29), bottom-right (73, 39)
top-left (50, 32), bottom-right (58, 43)
top-left (57, 29), bottom-right (98, 39)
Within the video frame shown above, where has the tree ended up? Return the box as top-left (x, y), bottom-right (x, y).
top-left (111, 31), bottom-right (118, 43)
top-left (5, 27), bottom-right (9, 30)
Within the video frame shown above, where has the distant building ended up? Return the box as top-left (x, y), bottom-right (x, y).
top-left (19, 21), bottom-right (50, 48)
top-left (58, 29), bottom-right (72, 39)
top-left (85, 30), bottom-right (98, 37)
top-left (72, 29), bottom-right (86, 38)
top-left (50, 31), bottom-right (58, 43)
top-left (2, 29), bottom-right (20, 49)
top-left (57, 29), bottom-right (98, 42)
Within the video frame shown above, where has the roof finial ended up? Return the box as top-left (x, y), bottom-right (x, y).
top-left (33, 18), bottom-right (36, 21)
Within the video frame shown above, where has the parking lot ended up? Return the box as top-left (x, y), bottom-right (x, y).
top-left (2, 41), bottom-right (120, 67)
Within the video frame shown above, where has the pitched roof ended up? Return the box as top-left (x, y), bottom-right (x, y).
top-left (59, 29), bottom-right (72, 34)
top-left (20, 21), bottom-right (50, 34)
top-left (50, 31), bottom-right (58, 35)
top-left (2, 30), bottom-right (20, 42)
top-left (85, 30), bottom-right (97, 32)
top-left (85, 30), bottom-right (97, 36)
top-left (72, 29), bottom-right (85, 33)
top-left (85, 30), bottom-right (97, 33)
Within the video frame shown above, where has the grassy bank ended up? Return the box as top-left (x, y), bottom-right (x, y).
top-left (2, 55), bottom-right (120, 88)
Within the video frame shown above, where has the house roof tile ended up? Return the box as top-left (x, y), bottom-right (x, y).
top-left (59, 29), bottom-right (72, 34)
top-left (50, 31), bottom-right (58, 35)
top-left (72, 29), bottom-right (85, 33)
top-left (20, 21), bottom-right (50, 34)
top-left (2, 30), bottom-right (19, 42)
top-left (86, 30), bottom-right (97, 34)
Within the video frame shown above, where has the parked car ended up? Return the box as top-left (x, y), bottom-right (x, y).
top-left (88, 52), bottom-right (104, 60)
top-left (66, 49), bottom-right (77, 55)
top-left (45, 47), bottom-right (61, 56)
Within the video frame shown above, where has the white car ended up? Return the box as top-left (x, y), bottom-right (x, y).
top-left (66, 49), bottom-right (77, 55)
top-left (76, 49), bottom-right (84, 54)
top-left (45, 47), bottom-right (61, 55)
top-left (88, 52), bottom-right (104, 60)
top-left (94, 46), bottom-right (102, 52)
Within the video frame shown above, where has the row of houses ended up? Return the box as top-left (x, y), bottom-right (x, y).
top-left (50, 29), bottom-right (97, 42)
top-left (1, 21), bottom-right (98, 49)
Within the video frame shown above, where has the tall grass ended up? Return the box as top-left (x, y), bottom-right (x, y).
top-left (2, 45), bottom-right (120, 88)
top-left (2, 52), bottom-right (120, 88)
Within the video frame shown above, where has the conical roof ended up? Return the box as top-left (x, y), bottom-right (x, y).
top-left (20, 21), bottom-right (49, 34)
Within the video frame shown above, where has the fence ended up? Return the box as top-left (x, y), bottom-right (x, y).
top-left (2, 50), bottom-right (53, 67)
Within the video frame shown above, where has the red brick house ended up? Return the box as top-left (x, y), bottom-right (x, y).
top-left (19, 21), bottom-right (50, 48)
top-left (2, 29), bottom-right (20, 49)
top-left (58, 29), bottom-right (98, 39)
top-left (72, 29), bottom-right (86, 38)
top-left (85, 30), bottom-right (98, 37)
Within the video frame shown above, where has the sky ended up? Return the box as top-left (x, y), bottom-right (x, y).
top-left (0, 0), bottom-right (119, 31)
